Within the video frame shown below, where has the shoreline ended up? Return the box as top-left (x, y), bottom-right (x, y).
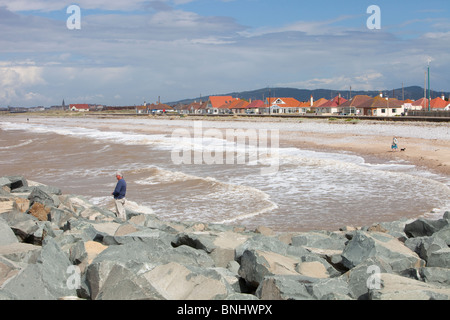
top-left (3, 113), bottom-right (449, 178)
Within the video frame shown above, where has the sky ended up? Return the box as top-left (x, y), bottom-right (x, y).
top-left (0, 0), bottom-right (449, 107)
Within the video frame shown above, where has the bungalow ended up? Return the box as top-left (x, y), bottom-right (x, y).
top-left (356, 95), bottom-right (404, 116)
top-left (339, 95), bottom-right (372, 115)
top-left (206, 96), bottom-right (235, 114)
top-left (227, 99), bottom-right (249, 114)
top-left (410, 98), bottom-right (428, 111)
top-left (266, 97), bottom-right (302, 114)
top-left (148, 103), bottom-right (174, 114)
top-left (298, 101), bottom-right (312, 114)
top-left (310, 98), bottom-right (328, 114)
top-left (70, 104), bottom-right (90, 112)
top-left (245, 100), bottom-right (265, 114)
top-left (180, 101), bottom-right (206, 115)
top-left (314, 95), bottom-right (348, 115)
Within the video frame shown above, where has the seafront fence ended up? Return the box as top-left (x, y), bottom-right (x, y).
top-left (408, 110), bottom-right (450, 118)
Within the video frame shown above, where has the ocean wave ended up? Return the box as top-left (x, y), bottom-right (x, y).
top-left (0, 139), bottom-right (34, 150)
top-left (131, 166), bottom-right (278, 224)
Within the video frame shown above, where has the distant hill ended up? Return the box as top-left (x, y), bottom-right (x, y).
top-left (167, 86), bottom-right (449, 105)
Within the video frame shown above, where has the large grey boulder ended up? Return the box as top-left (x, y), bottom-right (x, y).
top-left (239, 249), bottom-right (301, 288)
top-left (427, 248), bottom-right (450, 268)
top-left (0, 217), bottom-right (18, 245)
top-left (419, 267), bottom-right (450, 286)
top-left (2, 210), bottom-right (40, 242)
top-left (0, 242), bottom-right (41, 264)
top-left (0, 256), bottom-right (22, 287)
top-left (235, 234), bottom-right (291, 263)
top-left (27, 187), bottom-right (56, 208)
top-left (3, 176), bottom-right (28, 191)
top-left (341, 231), bottom-right (425, 272)
top-left (404, 217), bottom-right (449, 238)
top-left (97, 262), bottom-right (234, 300)
top-left (172, 230), bottom-right (250, 267)
top-left (434, 224), bottom-right (450, 246)
top-left (256, 275), bottom-right (352, 300)
top-left (369, 273), bottom-right (450, 300)
top-left (1, 238), bottom-right (76, 299)
top-left (342, 256), bottom-right (393, 300)
top-left (84, 240), bottom-right (217, 299)
top-left (405, 234), bottom-right (448, 262)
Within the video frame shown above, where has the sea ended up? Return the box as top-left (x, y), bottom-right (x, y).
top-left (1, 116), bottom-right (449, 232)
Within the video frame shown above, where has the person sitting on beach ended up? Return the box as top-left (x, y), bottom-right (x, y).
top-left (112, 171), bottom-right (127, 221)
top-left (391, 137), bottom-right (399, 152)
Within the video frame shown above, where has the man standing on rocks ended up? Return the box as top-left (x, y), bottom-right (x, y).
top-left (112, 171), bottom-right (127, 221)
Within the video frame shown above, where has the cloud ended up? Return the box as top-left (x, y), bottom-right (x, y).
top-left (277, 73), bottom-right (384, 92)
top-left (0, 0), bottom-right (199, 12)
top-left (0, 61), bottom-right (46, 105)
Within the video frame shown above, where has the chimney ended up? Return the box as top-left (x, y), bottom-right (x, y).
top-left (310, 95), bottom-right (314, 107)
top-left (442, 94), bottom-right (445, 100)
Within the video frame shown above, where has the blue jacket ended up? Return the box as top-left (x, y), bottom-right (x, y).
top-left (113, 179), bottom-right (127, 200)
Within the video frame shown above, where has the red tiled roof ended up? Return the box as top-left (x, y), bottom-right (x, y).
top-left (209, 96), bottom-right (234, 109)
top-left (298, 101), bottom-right (311, 108)
top-left (247, 100), bottom-right (265, 109)
top-left (320, 96), bottom-right (348, 108)
top-left (430, 97), bottom-right (449, 109)
top-left (357, 96), bottom-right (403, 109)
top-left (339, 95), bottom-right (372, 108)
top-left (266, 97), bottom-right (301, 108)
top-left (226, 99), bottom-right (249, 110)
top-left (70, 104), bottom-right (89, 110)
top-left (311, 98), bottom-right (328, 108)
top-left (187, 101), bottom-right (206, 110)
top-left (411, 98), bottom-right (428, 108)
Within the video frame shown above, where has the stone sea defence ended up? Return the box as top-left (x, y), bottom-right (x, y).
top-left (0, 175), bottom-right (449, 300)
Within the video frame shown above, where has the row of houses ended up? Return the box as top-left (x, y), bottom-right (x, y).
top-left (67, 93), bottom-right (450, 117)
top-left (174, 93), bottom-right (450, 117)
top-left (70, 103), bottom-right (173, 114)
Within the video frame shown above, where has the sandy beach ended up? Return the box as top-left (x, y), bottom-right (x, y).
top-left (275, 120), bottom-right (450, 177)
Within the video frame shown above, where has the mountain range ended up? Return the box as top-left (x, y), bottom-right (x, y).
top-left (167, 86), bottom-right (449, 105)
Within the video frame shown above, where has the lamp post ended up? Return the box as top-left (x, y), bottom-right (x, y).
top-left (428, 60), bottom-right (431, 111)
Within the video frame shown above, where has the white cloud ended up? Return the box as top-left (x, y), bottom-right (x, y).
top-left (0, 62), bottom-right (46, 104)
top-left (277, 73), bottom-right (384, 91)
